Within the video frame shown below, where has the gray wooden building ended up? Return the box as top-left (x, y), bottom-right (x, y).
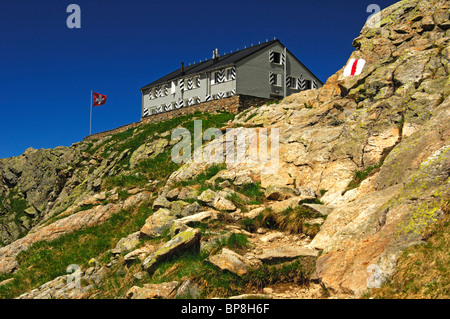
top-left (140, 39), bottom-right (322, 118)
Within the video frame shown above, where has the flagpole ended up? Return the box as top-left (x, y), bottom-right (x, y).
top-left (90, 90), bottom-right (93, 136)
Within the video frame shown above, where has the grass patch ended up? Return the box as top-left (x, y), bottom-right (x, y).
top-left (140, 243), bottom-right (313, 299)
top-left (240, 217), bottom-right (258, 233)
top-left (181, 163), bottom-right (227, 188)
top-left (243, 257), bottom-right (316, 289)
top-left (227, 183), bottom-right (266, 211)
top-left (245, 112), bottom-right (258, 122)
top-left (236, 109), bottom-right (251, 121)
top-left (370, 199), bottom-right (450, 299)
top-left (0, 203), bottom-right (152, 299)
top-left (266, 100), bottom-right (280, 106)
top-left (91, 111), bottom-right (235, 170)
top-left (223, 233), bottom-right (249, 250)
top-left (257, 206), bottom-right (324, 236)
top-left (149, 250), bottom-right (244, 298)
top-left (0, 190), bottom-right (32, 242)
top-left (345, 160), bottom-right (384, 193)
top-left (237, 183), bottom-right (265, 204)
top-left (102, 112), bottom-right (235, 191)
top-left (103, 173), bottom-right (149, 190)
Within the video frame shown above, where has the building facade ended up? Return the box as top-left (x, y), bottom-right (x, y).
top-left (140, 40), bottom-right (322, 118)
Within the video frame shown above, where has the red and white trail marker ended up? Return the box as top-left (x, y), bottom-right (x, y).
top-left (343, 59), bottom-right (366, 77)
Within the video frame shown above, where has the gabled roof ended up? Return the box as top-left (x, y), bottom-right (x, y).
top-left (140, 39), bottom-right (280, 91)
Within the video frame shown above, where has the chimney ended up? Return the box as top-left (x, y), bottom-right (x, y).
top-left (181, 62), bottom-right (185, 75)
top-left (213, 48), bottom-right (219, 62)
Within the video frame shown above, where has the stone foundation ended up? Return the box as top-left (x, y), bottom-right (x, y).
top-left (84, 95), bottom-right (273, 141)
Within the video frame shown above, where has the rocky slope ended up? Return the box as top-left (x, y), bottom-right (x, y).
top-left (0, 0), bottom-right (449, 299)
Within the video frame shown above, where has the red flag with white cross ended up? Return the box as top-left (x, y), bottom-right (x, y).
top-left (92, 92), bottom-right (107, 107)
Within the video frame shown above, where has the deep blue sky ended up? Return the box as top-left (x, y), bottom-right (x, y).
top-left (0, 0), bottom-right (399, 159)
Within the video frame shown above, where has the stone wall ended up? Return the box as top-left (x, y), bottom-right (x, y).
top-left (84, 95), bottom-right (273, 141)
top-left (141, 95), bottom-right (241, 125)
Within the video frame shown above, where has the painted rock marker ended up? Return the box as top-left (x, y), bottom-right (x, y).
top-left (344, 59), bottom-right (366, 77)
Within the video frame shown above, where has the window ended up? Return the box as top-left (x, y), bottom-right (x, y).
top-left (272, 52), bottom-right (281, 64)
top-left (305, 80), bottom-right (312, 90)
top-left (226, 68), bottom-right (233, 81)
top-left (211, 72), bottom-right (218, 85)
top-left (211, 70), bottom-right (226, 85)
top-left (194, 76), bottom-right (200, 88)
top-left (214, 71), bottom-right (220, 84)
top-left (290, 77), bottom-right (297, 89)
top-left (161, 85), bottom-right (167, 97)
top-left (273, 73), bottom-right (282, 86)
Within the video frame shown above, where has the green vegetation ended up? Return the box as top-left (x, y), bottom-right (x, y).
top-left (266, 100), bottom-right (280, 106)
top-left (101, 111), bottom-right (235, 191)
top-left (240, 217), bottom-right (258, 233)
top-left (245, 112), bottom-right (258, 122)
top-left (371, 200), bottom-right (450, 299)
top-left (0, 190), bottom-right (30, 242)
top-left (243, 257), bottom-right (316, 289)
top-left (223, 233), bottom-right (249, 250)
top-left (106, 246), bottom-right (314, 299)
top-left (90, 111), bottom-right (235, 168)
top-left (242, 205), bottom-right (324, 237)
top-left (0, 202), bottom-right (153, 299)
top-left (236, 109), bottom-right (251, 120)
top-left (226, 183), bottom-right (266, 210)
top-left (238, 183), bottom-right (265, 202)
top-left (345, 160), bottom-right (384, 192)
top-left (181, 164), bottom-right (227, 188)
top-left (148, 250), bottom-right (243, 298)
top-left (103, 173), bottom-right (149, 189)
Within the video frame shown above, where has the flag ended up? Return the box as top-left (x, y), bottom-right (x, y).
top-left (343, 59), bottom-right (366, 77)
top-left (92, 92), bottom-right (107, 107)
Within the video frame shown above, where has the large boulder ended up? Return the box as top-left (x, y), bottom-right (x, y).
top-left (143, 228), bottom-right (201, 274)
top-left (152, 196), bottom-right (172, 210)
top-left (174, 279), bottom-right (201, 299)
top-left (111, 231), bottom-right (140, 255)
top-left (208, 248), bottom-right (252, 276)
top-left (129, 138), bottom-right (169, 169)
top-left (0, 203), bottom-right (123, 275)
top-left (198, 189), bottom-right (236, 211)
top-left (256, 246), bottom-right (319, 264)
top-left (126, 281), bottom-right (179, 299)
top-left (139, 208), bottom-right (176, 239)
top-left (264, 185), bottom-right (296, 201)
